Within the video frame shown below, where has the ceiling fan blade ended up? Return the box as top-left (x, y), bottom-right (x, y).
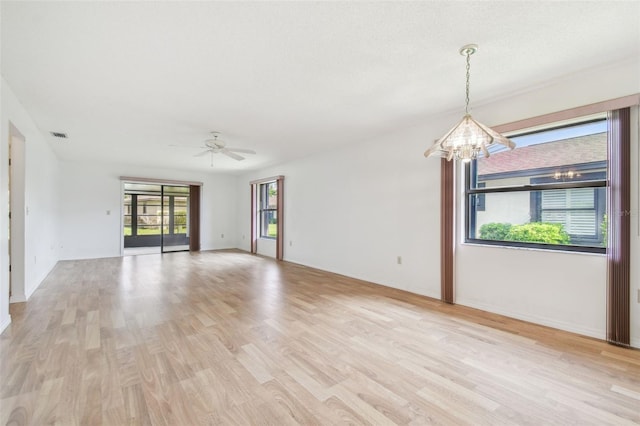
top-left (194, 149), bottom-right (211, 157)
top-left (222, 149), bottom-right (245, 161)
top-left (226, 147), bottom-right (256, 155)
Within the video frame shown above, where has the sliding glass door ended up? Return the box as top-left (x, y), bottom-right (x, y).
top-left (160, 185), bottom-right (190, 253)
top-left (123, 183), bottom-right (190, 254)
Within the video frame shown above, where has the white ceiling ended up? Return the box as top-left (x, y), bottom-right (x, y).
top-left (2, 1), bottom-right (639, 173)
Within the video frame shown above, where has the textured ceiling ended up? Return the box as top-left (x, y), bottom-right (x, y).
top-left (2, 1), bottom-right (639, 173)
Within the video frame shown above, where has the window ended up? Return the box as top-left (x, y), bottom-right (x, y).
top-left (466, 116), bottom-right (607, 253)
top-left (530, 172), bottom-right (606, 245)
top-left (250, 175), bottom-right (284, 259)
top-left (259, 181), bottom-right (278, 238)
top-left (476, 182), bottom-right (486, 211)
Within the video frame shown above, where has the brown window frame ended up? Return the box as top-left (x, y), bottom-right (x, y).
top-left (464, 117), bottom-right (608, 254)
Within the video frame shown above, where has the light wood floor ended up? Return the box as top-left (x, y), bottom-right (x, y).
top-left (1, 250), bottom-right (639, 425)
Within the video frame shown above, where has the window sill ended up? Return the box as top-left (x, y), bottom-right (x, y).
top-left (461, 240), bottom-right (606, 256)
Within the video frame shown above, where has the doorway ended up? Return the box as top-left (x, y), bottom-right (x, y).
top-left (8, 123), bottom-right (25, 302)
top-left (123, 183), bottom-right (190, 255)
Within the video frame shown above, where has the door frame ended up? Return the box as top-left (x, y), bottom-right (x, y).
top-left (120, 177), bottom-right (202, 255)
top-left (8, 122), bottom-right (26, 303)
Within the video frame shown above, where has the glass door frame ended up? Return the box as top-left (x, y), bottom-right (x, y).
top-left (160, 185), bottom-right (190, 253)
top-left (122, 182), bottom-right (191, 255)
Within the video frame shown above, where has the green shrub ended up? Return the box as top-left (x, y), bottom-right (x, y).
top-left (479, 221), bottom-right (571, 245)
top-left (175, 211), bottom-right (187, 226)
top-left (600, 214), bottom-right (607, 247)
top-left (479, 223), bottom-right (512, 240)
top-left (505, 222), bottom-right (570, 244)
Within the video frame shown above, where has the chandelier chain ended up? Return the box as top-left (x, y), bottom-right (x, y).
top-left (465, 51), bottom-right (471, 114)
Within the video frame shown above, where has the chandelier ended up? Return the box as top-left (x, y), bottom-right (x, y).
top-left (424, 44), bottom-right (515, 162)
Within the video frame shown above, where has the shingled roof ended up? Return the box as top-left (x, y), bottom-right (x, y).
top-left (478, 133), bottom-right (607, 175)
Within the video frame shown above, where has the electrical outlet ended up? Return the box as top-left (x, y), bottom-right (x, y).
top-left (289, 240), bottom-right (292, 246)
top-left (221, 233), bottom-right (224, 238)
top-left (397, 256), bottom-right (402, 265)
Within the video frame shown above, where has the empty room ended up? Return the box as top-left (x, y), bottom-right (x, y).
top-left (1, 1), bottom-right (639, 425)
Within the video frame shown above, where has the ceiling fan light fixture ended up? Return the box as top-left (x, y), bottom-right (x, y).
top-left (424, 44), bottom-right (515, 162)
top-left (204, 131), bottom-right (223, 148)
top-left (195, 131), bottom-right (257, 162)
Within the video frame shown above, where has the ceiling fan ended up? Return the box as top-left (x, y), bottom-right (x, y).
top-left (194, 132), bottom-right (256, 162)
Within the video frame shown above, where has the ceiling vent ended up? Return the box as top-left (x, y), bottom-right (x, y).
top-left (50, 131), bottom-right (68, 139)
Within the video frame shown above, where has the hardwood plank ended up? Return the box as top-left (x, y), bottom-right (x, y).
top-left (122, 383), bottom-right (152, 425)
top-left (1, 250), bottom-right (639, 425)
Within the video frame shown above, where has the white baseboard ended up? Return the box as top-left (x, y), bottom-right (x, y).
top-left (631, 337), bottom-right (640, 349)
top-left (282, 257), bottom-right (440, 300)
top-left (26, 260), bottom-right (58, 301)
top-left (456, 298), bottom-right (605, 340)
top-left (0, 315), bottom-right (11, 335)
top-left (9, 293), bottom-right (26, 303)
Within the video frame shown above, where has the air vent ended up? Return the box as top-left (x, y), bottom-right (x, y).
top-left (50, 132), bottom-right (68, 139)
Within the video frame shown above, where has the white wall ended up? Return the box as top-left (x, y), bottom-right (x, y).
top-left (58, 161), bottom-right (238, 260)
top-left (1, 76), bottom-right (61, 333)
top-left (256, 237), bottom-right (276, 258)
top-left (9, 130), bottom-right (25, 304)
top-left (238, 125), bottom-right (443, 299)
top-left (237, 58), bottom-right (640, 346)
